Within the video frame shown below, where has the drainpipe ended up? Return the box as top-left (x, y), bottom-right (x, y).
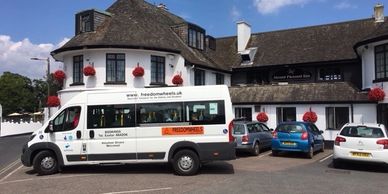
top-left (350, 103), bottom-right (354, 122)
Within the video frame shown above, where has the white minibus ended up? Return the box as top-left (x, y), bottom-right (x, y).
top-left (21, 85), bottom-right (236, 176)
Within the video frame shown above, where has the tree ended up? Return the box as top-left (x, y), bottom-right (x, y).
top-left (0, 72), bottom-right (36, 115)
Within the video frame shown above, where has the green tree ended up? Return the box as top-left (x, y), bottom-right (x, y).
top-left (0, 72), bottom-right (35, 115)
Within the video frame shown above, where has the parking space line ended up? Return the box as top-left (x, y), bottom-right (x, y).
top-left (0, 165), bottom-right (22, 183)
top-left (258, 151), bottom-right (272, 158)
top-left (0, 174), bottom-right (98, 185)
top-left (101, 187), bottom-right (172, 194)
top-left (319, 154), bottom-right (333, 163)
top-left (0, 159), bottom-right (19, 175)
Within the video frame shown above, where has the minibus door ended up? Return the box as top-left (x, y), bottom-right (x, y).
top-left (85, 104), bottom-right (137, 163)
top-left (47, 105), bottom-right (86, 164)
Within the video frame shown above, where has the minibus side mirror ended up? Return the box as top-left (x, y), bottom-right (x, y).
top-left (319, 130), bottom-right (324, 134)
top-left (45, 121), bottom-right (54, 133)
top-left (269, 128), bottom-right (274, 132)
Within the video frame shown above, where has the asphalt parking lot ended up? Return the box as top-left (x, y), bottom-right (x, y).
top-left (1, 147), bottom-right (388, 194)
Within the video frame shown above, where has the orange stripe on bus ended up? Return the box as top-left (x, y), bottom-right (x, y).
top-left (162, 126), bottom-right (204, 135)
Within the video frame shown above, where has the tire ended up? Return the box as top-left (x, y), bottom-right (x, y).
top-left (306, 146), bottom-right (314, 159)
top-left (272, 150), bottom-right (279, 156)
top-left (252, 142), bottom-right (260, 156)
top-left (33, 150), bottom-right (58, 175)
top-left (172, 150), bottom-right (200, 176)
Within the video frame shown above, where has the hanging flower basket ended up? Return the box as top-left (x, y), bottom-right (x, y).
top-left (132, 63), bottom-right (144, 77)
top-left (256, 112), bottom-right (268, 122)
top-left (368, 88), bottom-right (385, 101)
top-left (47, 96), bottom-right (60, 107)
top-left (53, 70), bottom-right (66, 82)
top-left (83, 65), bottom-right (96, 76)
top-left (172, 74), bottom-right (183, 85)
top-left (303, 111), bottom-right (318, 123)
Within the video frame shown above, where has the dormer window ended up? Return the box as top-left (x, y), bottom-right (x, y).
top-left (75, 9), bottom-right (111, 35)
top-left (81, 14), bottom-right (92, 32)
top-left (188, 25), bottom-right (205, 50)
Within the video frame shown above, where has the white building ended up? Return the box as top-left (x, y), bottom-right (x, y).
top-left (51, 0), bottom-right (388, 140)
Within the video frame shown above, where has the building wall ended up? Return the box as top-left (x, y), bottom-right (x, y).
top-left (233, 103), bottom-right (377, 141)
top-left (59, 48), bottom-right (231, 105)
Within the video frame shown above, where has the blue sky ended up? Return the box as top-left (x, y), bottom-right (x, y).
top-left (0, 0), bottom-right (386, 79)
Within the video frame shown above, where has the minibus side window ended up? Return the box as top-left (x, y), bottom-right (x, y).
top-left (52, 106), bottom-right (81, 132)
top-left (185, 100), bottom-right (225, 125)
top-left (137, 102), bottom-right (183, 124)
top-left (87, 104), bottom-right (135, 129)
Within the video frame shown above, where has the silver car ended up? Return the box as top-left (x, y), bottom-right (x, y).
top-left (232, 121), bottom-right (273, 156)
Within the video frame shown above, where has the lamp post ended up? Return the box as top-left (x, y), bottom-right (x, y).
top-left (31, 57), bottom-right (51, 118)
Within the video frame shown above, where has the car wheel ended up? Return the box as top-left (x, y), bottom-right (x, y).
top-left (33, 150), bottom-right (58, 175)
top-left (172, 150), bottom-right (200, 176)
top-left (272, 150), bottom-right (279, 156)
top-left (320, 142), bottom-right (325, 152)
top-left (252, 142), bottom-right (260, 156)
top-left (306, 146), bottom-right (314, 159)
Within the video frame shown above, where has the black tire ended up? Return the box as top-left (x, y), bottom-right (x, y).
top-left (272, 150), bottom-right (279, 156)
top-left (33, 150), bottom-right (58, 175)
top-left (172, 150), bottom-right (200, 176)
top-left (306, 146), bottom-right (314, 159)
top-left (252, 142), bottom-right (260, 156)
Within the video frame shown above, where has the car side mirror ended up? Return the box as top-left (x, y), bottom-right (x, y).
top-left (45, 121), bottom-right (54, 133)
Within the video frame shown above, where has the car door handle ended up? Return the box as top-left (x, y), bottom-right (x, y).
top-left (76, 131), bottom-right (82, 139)
top-left (89, 130), bottom-right (95, 139)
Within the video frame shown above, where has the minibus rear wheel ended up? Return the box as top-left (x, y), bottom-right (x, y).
top-left (172, 149), bottom-right (199, 176)
top-left (33, 150), bottom-right (58, 175)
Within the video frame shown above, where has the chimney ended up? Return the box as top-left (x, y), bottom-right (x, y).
top-left (157, 3), bottom-right (168, 11)
top-left (374, 3), bottom-right (384, 23)
top-left (237, 21), bottom-right (251, 53)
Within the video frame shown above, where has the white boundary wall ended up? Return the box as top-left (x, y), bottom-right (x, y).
top-left (0, 119), bottom-right (42, 137)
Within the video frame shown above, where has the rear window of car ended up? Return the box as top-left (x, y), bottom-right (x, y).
top-left (276, 124), bottom-right (304, 133)
top-left (233, 124), bottom-right (246, 135)
top-left (340, 126), bottom-right (385, 138)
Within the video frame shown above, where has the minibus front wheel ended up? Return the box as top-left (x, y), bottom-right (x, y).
top-left (172, 149), bottom-right (199, 176)
top-left (33, 150), bottom-right (59, 175)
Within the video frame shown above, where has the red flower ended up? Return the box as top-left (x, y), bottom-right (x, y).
top-left (256, 112), bottom-right (268, 122)
top-left (83, 65), bottom-right (96, 76)
top-left (47, 96), bottom-right (60, 107)
top-left (368, 88), bottom-right (385, 101)
top-left (172, 74), bottom-right (183, 85)
top-left (132, 63), bottom-right (144, 77)
top-left (303, 111), bottom-right (318, 123)
top-left (53, 70), bottom-right (66, 82)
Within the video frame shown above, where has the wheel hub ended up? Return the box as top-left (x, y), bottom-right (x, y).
top-left (41, 156), bottom-right (55, 170)
top-left (178, 156), bottom-right (193, 171)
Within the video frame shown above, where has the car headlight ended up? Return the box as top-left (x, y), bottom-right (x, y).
top-left (29, 134), bottom-right (36, 141)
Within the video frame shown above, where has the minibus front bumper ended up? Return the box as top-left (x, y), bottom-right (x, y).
top-left (21, 143), bottom-right (32, 167)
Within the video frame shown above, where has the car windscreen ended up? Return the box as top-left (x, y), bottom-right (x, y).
top-left (233, 124), bottom-right (246, 135)
top-left (340, 126), bottom-right (385, 138)
top-left (276, 124), bottom-right (304, 133)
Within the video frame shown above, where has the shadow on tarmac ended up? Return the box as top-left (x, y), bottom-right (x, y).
top-left (24, 161), bottom-right (235, 176)
top-left (327, 160), bottom-right (388, 173)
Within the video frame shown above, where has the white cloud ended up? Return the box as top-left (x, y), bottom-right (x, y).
top-left (253, 0), bottom-right (310, 14)
top-left (334, 1), bottom-right (357, 10)
top-left (231, 6), bottom-right (241, 21)
top-left (0, 35), bottom-right (70, 79)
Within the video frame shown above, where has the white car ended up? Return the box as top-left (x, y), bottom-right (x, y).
top-left (333, 123), bottom-right (388, 168)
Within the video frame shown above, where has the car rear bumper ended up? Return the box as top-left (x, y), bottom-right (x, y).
top-left (272, 139), bottom-right (310, 152)
top-left (333, 146), bottom-right (388, 164)
top-left (235, 143), bottom-right (253, 151)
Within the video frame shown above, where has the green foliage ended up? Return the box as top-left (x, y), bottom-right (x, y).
top-left (0, 72), bottom-right (62, 116)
